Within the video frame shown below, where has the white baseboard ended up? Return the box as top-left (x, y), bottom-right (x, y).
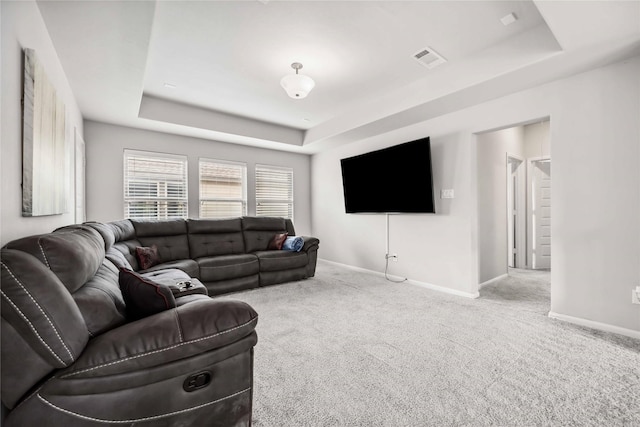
top-left (548, 311), bottom-right (640, 340)
top-left (319, 258), bottom-right (479, 299)
top-left (478, 273), bottom-right (508, 290)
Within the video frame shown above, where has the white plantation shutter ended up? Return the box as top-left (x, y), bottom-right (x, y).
top-left (124, 150), bottom-right (188, 219)
top-left (255, 164), bottom-right (293, 219)
top-left (199, 159), bottom-right (247, 218)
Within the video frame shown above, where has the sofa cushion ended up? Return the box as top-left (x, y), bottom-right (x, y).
top-left (4, 226), bottom-right (105, 293)
top-left (132, 219), bottom-right (187, 237)
top-left (197, 254), bottom-right (259, 282)
top-left (138, 234), bottom-right (190, 263)
top-left (188, 219), bottom-right (246, 258)
top-left (105, 247), bottom-right (133, 270)
top-left (135, 245), bottom-right (160, 270)
top-left (1, 248), bottom-right (90, 408)
top-left (112, 240), bottom-right (142, 270)
top-left (73, 259), bottom-right (127, 336)
top-left (119, 268), bottom-right (177, 320)
top-left (254, 250), bottom-right (309, 272)
top-left (140, 267), bottom-right (191, 283)
top-left (141, 259), bottom-right (199, 278)
top-left (132, 219), bottom-right (190, 263)
top-left (242, 217), bottom-right (288, 253)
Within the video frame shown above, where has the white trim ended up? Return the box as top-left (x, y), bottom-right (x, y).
top-left (478, 273), bottom-right (509, 290)
top-left (319, 259), bottom-right (479, 299)
top-left (548, 311), bottom-right (640, 340)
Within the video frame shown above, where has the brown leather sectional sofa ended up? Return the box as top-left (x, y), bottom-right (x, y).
top-left (0, 216), bottom-right (319, 426)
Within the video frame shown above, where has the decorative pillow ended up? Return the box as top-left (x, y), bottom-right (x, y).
top-left (268, 232), bottom-right (288, 250)
top-left (118, 268), bottom-right (176, 320)
top-left (135, 245), bottom-right (159, 270)
top-left (282, 236), bottom-right (304, 252)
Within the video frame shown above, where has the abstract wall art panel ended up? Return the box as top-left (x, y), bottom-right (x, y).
top-left (22, 48), bottom-right (69, 216)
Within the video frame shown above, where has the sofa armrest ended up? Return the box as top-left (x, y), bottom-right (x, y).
top-left (300, 236), bottom-right (319, 252)
top-left (57, 298), bottom-right (257, 379)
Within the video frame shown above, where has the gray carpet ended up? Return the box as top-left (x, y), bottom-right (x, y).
top-left (223, 261), bottom-right (640, 426)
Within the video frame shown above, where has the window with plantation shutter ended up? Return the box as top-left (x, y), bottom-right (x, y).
top-left (255, 164), bottom-right (293, 219)
top-left (199, 159), bottom-right (247, 218)
top-left (123, 150), bottom-right (188, 219)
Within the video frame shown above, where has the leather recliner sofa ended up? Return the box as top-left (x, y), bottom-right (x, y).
top-left (1, 216), bottom-right (318, 426)
top-left (90, 216), bottom-right (320, 296)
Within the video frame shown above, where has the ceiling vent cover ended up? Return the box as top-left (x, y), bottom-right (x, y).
top-left (413, 47), bottom-right (447, 69)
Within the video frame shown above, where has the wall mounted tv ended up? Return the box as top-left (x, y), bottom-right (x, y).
top-left (340, 137), bottom-right (435, 214)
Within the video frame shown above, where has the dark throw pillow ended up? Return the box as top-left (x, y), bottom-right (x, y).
top-left (119, 268), bottom-right (176, 320)
top-left (135, 245), bottom-right (159, 270)
top-left (268, 232), bottom-right (288, 250)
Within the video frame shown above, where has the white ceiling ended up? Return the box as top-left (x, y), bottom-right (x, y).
top-left (36, 0), bottom-right (640, 154)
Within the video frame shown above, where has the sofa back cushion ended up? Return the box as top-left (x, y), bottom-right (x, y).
top-left (86, 220), bottom-right (140, 269)
top-left (285, 218), bottom-right (296, 236)
top-left (85, 219), bottom-right (135, 249)
top-left (132, 220), bottom-right (189, 264)
top-left (242, 217), bottom-right (288, 253)
top-left (73, 259), bottom-right (127, 335)
top-left (1, 249), bottom-right (90, 408)
top-left (4, 226), bottom-right (105, 293)
top-left (3, 226), bottom-right (128, 336)
top-left (188, 218), bottom-right (246, 258)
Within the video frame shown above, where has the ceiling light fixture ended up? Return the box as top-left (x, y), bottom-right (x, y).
top-left (280, 62), bottom-right (315, 99)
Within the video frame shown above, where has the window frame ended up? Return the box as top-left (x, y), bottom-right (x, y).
top-left (198, 158), bottom-right (248, 219)
top-left (123, 149), bottom-right (188, 220)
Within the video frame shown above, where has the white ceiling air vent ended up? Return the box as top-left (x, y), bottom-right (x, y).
top-left (413, 47), bottom-right (447, 69)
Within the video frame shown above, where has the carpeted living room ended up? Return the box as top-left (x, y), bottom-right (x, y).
top-left (1, 1), bottom-right (639, 426)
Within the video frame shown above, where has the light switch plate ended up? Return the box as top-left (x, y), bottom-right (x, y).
top-left (441, 189), bottom-right (454, 199)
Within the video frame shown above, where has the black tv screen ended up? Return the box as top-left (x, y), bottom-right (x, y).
top-left (340, 137), bottom-right (435, 214)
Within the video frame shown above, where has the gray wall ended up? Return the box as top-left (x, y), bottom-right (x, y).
top-left (1, 1), bottom-right (84, 246)
top-left (311, 56), bottom-right (640, 334)
top-left (83, 121), bottom-right (312, 235)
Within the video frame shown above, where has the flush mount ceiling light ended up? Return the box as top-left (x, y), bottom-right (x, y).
top-left (280, 62), bottom-right (315, 99)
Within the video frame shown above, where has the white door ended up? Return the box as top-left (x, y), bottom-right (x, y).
top-left (506, 155), bottom-right (525, 268)
top-left (530, 159), bottom-right (551, 269)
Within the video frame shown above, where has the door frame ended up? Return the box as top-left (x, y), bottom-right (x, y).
top-left (506, 153), bottom-right (526, 269)
top-left (527, 156), bottom-right (551, 269)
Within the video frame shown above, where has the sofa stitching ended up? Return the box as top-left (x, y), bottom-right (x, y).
top-left (37, 237), bottom-right (51, 268)
top-left (36, 387), bottom-right (251, 423)
top-left (0, 290), bottom-right (65, 365)
top-left (173, 309), bottom-right (183, 343)
top-left (60, 316), bottom-right (258, 378)
top-left (1, 262), bottom-right (75, 362)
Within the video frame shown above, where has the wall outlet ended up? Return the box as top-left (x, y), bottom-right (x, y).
top-left (633, 287), bottom-right (640, 305)
top-left (441, 189), bottom-right (454, 199)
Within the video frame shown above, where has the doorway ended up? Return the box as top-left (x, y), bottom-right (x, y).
top-left (476, 118), bottom-right (551, 287)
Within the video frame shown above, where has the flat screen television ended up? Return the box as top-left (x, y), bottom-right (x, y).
top-left (340, 137), bottom-right (435, 214)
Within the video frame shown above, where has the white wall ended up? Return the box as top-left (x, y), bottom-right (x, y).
top-left (84, 121), bottom-right (312, 235)
top-left (476, 126), bottom-right (525, 284)
top-left (524, 120), bottom-right (551, 159)
top-left (1, 1), bottom-right (84, 246)
top-left (312, 56), bottom-right (640, 333)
